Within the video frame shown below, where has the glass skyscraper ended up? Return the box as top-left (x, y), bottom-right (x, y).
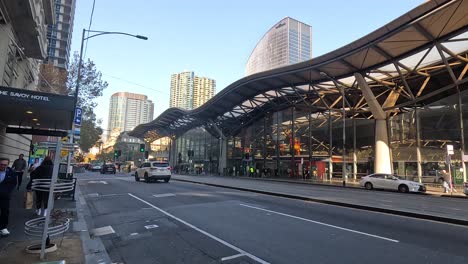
top-left (246, 17), bottom-right (312, 76)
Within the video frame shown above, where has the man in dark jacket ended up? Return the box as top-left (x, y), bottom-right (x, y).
top-left (0, 157), bottom-right (17, 236)
top-left (11, 154), bottom-right (26, 190)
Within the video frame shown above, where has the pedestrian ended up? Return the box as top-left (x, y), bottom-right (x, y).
top-left (0, 157), bottom-right (17, 236)
top-left (27, 156), bottom-right (53, 216)
top-left (249, 166), bottom-right (255, 177)
top-left (29, 158), bottom-right (40, 173)
top-left (11, 154), bottom-right (26, 190)
top-left (441, 169), bottom-right (452, 193)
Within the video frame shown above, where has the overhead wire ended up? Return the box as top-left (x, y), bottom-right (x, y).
top-left (83, 0), bottom-right (96, 59)
top-left (102, 73), bottom-right (169, 95)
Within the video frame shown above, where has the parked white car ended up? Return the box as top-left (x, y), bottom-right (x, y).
top-left (360, 174), bottom-right (426, 193)
top-left (135, 162), bottom-right (171, 183)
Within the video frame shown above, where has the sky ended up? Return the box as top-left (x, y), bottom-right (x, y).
top-left (70, 0), bottom-right (424, 135)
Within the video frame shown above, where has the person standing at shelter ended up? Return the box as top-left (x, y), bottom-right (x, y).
top-left (11, 154), bottom-right (26, 190)
top-left (0, 157), bottom-right (17, 236)
top-left (29, 158), bottom-right (41, 173)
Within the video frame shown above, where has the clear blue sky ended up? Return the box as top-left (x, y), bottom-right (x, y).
top-left (70, 0), bottom-right (423, 133)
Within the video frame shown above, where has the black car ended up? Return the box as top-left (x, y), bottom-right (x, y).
top-left (101, 163), bottom-right (116, 174)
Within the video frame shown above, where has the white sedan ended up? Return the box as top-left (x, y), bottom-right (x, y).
top-left (360, 174), bottom-right (426, 193)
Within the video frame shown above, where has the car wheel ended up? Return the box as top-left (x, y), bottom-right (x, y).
top-left (364, 182), bottom-right (373, 190)
top-left (438, 178), bottom-right (444, 184)
top-left (144, 173), bottom-right (150, 183)
top-left (113, 171), bottom-right (116, 174)
top-left (135, 172), bottom-right (140, 182)
top-left (398, 184), bottom-right (409, 193)
top-left (164, 178), bottom-right (170, 183)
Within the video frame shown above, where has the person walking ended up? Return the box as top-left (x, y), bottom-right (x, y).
top-left (0, 157), bottom-right (17, 236)
top-left (11, 154), bottom-right (26, 190)
top-left (28, 156), bottom-right (53, 216)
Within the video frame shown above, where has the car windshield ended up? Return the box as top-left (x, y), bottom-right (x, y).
top-left (152, 163), bottom-right (169, 168)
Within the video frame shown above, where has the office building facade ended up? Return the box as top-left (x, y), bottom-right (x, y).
top-left (170, 71), bottom-right (215, 110)
top-left (108, 92), bottom-right (154, 133)
top-left (246, 17), bottom-right (312, 76)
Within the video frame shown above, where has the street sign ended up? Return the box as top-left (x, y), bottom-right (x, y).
top-left (74, 107), bottom-right (82, 126)
top-left (74, 127), bottom-right (80, 136)
top-left (447, 144), bottom-right (454, 155)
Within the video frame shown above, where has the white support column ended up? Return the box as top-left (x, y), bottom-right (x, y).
top-left (374, 119), bottom-right (392, 174)
top-left (355, 73), bottom-right (392, 174)
top-left (353, 118), bottom-right (357, 180)
top-left (415, 108), bottom-right (423, 183)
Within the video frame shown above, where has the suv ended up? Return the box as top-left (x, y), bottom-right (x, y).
top-left (101, 163), bottom-right (116, 174)
top-left (135, 162), bottom-right (171, 183)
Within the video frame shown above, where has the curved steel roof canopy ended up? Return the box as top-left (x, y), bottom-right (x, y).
top-left (130, 0), bottom-right (468, 141)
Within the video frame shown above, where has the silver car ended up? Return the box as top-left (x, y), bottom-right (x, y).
top-left (360, 174), bottom-right (426, 193)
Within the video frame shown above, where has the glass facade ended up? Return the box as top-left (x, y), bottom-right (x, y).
top-left (172, 87), bottom-right (468, 185)
top-left (246, 17), bottom-right (312, 76)
top-left (173, 127), bottom-right (219, 175)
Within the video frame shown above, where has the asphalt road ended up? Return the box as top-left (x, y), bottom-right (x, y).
top-left (77, 172), bottom-right (468, 264)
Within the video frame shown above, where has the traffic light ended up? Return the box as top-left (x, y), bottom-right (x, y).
top-left (117, 150), bottom-right (121, 157)
top-left (139, 144), bottom-right (145, 152)
top-left (144, 151), bottom-right (149, 159)
top-left (114, 150), bottom-right (119, 157)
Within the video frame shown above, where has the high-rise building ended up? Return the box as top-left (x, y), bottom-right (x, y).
top-left (108, 92), bottom-right (154, 133)
top-left (170, 71), bottom-right (215, 110)
top-left (170, 71), bottom-right (194, 110)
top-left (45, 0), bottom-right (76, 69)
top-left (193, 76), bottom-right (216, 109)
top-left (246, 17), bottom-right (312, 76)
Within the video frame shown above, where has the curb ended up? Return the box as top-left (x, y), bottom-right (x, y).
top-left (173, 178), bottom-right (468, 227)
top-left (75, 185), bottom-right (112, 264)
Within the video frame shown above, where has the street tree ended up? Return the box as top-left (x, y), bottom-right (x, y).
top-left (67, 52), bottom-right (108, 152)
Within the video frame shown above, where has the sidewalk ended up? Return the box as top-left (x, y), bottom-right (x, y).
top-left (173, 174), bottom-right (468, 226)
top-left (0, 186), bottom-right (84, 263)
top-left (213, 175), bottom-right (467, 198)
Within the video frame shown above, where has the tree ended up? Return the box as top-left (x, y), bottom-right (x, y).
top-left (67, 52), bottom-right (108, 152)
top-left (80, 118), bottom-right (103, 152)
top-left (38, 63), bottom-right (68, 94)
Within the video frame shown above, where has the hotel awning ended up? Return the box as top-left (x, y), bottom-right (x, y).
top-left (0, 86), bottom-right (74, 137)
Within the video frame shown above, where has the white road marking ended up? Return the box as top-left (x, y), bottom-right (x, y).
top-left (153, 193), bottom-right (176, 198)
top-left (221, 253), bottom-right (245, 261)
top-left (239, 204), bottom-right (399, 243)
top-left (87, 180), bottom-right (108, 184)
top-left (130, 233), bottom-right (138, 236)
top-left (144, 224), bottom-right (159, 229)
top-left (91, 225), bottom-right (115, 237)
top-left (141, 207), bottom-right (154, 210)
top-left (99, 193), bottom-right (127, 197)
top-left (128, 193), bottom-right (270, 264)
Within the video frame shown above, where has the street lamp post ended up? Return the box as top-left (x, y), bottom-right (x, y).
top-left (68, 29), bottom-right (147, 171)
top-left (72, 29), bottom-right (148, 116)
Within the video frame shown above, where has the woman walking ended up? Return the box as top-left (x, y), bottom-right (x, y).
top-left (27, 156), bottom-right (53, 216)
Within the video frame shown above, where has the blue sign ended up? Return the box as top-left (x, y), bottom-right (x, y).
top-left (74, 107), bottom-right (82, 126)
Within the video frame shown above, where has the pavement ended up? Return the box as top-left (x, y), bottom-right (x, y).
top-left (74, 171), bottom-right (468, 264)
top-left (0, 182), bottom-right (84, 264)
top-left (172, 174), bottom-right (468, 225)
